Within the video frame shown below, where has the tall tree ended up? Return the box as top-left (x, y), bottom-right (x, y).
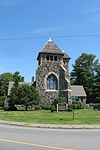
top-left (13, 71), bottom-right (24, 87)
top-left (92, 63), bottom-right (100, 102)
top-left (0, 71), bottom-right (24, 96)
top-left (0, 73), bottom-right (13, 96)
top-left (71, 53), bottom-right (100, 102)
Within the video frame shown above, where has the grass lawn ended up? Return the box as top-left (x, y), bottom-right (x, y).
top-left (0, 109), bottom-right (100, 125)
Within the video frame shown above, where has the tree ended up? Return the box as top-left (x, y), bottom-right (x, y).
top-left (71, 53), bottom-right (100, 102)
top-left (13, 71), bottom-right (24, 87)
top-left (0, 71), bottom-right (24, 96)
top-left (92, 63), bottom-right (100, 102)
top-left (0, 72), bottom-right (24, 108)
top-left (10, 84), bottom-right (40, 110)
top-left (0, 73), bottom-right (13, 96)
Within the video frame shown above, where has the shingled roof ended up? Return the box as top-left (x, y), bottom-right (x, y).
top-left (71, 85), bottom-right (87, 97)
top-left (37, 39), bottom-right (70, 60)
top-left (41, 39), bottom-right (64, 54)
top-left (63, 53), bottom-right (71, 59)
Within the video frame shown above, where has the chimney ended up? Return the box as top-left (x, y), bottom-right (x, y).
top-left (32, 76), bottom-right (34, 83)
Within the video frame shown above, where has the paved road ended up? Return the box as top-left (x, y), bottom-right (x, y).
top-left (0, 124), bottom-right (100, 150)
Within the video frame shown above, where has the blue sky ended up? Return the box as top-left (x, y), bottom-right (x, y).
top-left (0, 0), bottom-right (100, 81)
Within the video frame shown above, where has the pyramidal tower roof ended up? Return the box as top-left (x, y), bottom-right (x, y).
top-left (37, 39), bottom-right (70, 60)
top-left (41, 38), bottom-right (64, 54)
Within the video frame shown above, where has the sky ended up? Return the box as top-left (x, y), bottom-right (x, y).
top-left (0, 0), bottom-right (100, 82)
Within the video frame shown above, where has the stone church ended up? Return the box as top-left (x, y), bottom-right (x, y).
top-left (36, 38), bottom-right (72, 105)
top-left (7, 39), bottom-right (87, 107)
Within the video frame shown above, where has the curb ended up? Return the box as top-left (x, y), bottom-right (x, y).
top-left (0, 120), bottom-right (100, 129)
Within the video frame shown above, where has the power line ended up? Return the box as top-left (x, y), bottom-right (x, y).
top-left (0, 34), bottom-right (100, 41)
top-left (0, 36), bottom-right (48, 41)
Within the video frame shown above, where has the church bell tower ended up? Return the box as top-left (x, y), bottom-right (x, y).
top-left (36, 39), bottom-right (71, 105)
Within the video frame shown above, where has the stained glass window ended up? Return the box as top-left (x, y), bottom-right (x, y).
top-left (47, 74), bottom-right (58, 90)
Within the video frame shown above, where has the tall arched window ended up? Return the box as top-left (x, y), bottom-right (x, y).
top-left (47, 74), bottom-right (58, 90)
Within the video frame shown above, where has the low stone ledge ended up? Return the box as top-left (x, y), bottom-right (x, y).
top-left (0, 120), bottom-right (100, 129)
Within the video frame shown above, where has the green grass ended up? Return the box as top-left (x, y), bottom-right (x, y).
top-left (0, 109), bottom-right (100, 125)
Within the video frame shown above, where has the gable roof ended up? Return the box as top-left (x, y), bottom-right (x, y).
top-left (8, 82), bottom-right (32, 96)
top-left (63, 53), bottom-right (71, 59)
top-left (37, 39), bottom-right (70, 60)
top-left (71, 85), bottom-right (87, 97)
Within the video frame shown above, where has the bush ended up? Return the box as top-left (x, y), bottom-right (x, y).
top-left (92, 104), bottom-right (100, 110)
top-left (67, 107), bottom-right (72, 112)
top-left (0, 106), bottom-right (4, 110)
top-left (70, 101), bottom-right (82, 109)
top-left (34, 106), bottom-right (41, 110)
top-left (4, 106), bottom-right (17, 111)
top-left (0, 96), bottom-right (5, 107)
top-left (41, 105), bottom-right (51, 110)
top-left (50, 106), bottom-right (55, 112)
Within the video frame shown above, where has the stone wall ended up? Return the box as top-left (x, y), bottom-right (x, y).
top-left (36, 53), bottom-right (71, 105)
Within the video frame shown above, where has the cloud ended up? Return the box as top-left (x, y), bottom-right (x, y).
top-left (0, 0), bottom-right (15, 7)
top-left (81, 8), bottom-right (99, 14)
top-left (89, 13), bottom-right (100, 22)
top-left (0, 0), bottom-right (31, 8)
top-left (33, 27), bottom-right (63, 34)
top-left (81, 8), bottom-right (100, 22)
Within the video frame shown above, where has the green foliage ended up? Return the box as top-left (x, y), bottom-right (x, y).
top-left (0, 73), bottom-right (13, 96)
top-left (0, 72), bottom-right (24, 97)
top-left (10, 84), bottom-right (41, 111)
top-left (67, 107), bottom-right (73, 112)
top-left (70, 101), bottom-right (82, 109)
top-left (52, 96), bottom-right (67, 109)
top-left (4, 106), bottom-right (17, 111)
top-left (91, 103), bottom-right (100, 110)
top-left (34, 106), bottom-right (41, 110)
top-left (41, 105), bottom-right (51, 110)
top-left (0, 107), bottom-right (4, 110)
top-left (0, 96), bottom-right (5, 107)
top-left (71, 53), bottom-right (100, 102)
top-left (13, 71), bottom-right (24, 87)
top-left (50, 106), bottom-right (55, 112)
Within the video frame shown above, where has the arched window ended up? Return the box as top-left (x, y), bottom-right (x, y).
top-left (47, 74), bottom-right (58, 90)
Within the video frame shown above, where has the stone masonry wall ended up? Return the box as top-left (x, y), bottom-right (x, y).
top-left (36, 54), bottom-right (71, 105)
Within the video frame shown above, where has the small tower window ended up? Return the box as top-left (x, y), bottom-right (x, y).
top-left (54, 56), bottom-right (57, 61)
top-left (46, 55), bottom-right (49, 60)
top-left (50, 56), bottom-right (53, 61)
top-left (47, 74), bottom-right (58, 90)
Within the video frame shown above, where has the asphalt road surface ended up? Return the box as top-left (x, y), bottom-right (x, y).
top-left (0, 124), bottom-right (100, 150)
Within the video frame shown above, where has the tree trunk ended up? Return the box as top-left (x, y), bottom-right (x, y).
top-left (25, 105), bottom-right (28, 111)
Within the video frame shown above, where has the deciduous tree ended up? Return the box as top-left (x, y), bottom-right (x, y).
top-left (10, 84), bottom-right (40, 110)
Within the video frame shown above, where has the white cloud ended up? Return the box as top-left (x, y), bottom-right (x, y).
top-left (81, 8), bottom-right (99, 14)
top-left (0, 0), bottom-right (15, 7)
top-left (81, 8), bottom-right (100, 22)
top-left (0, 0), bottom-right (31, 8)
top-left (90, 13), bottom-right (100, 22)
top-left (33, 27), bottom-right (63, 34)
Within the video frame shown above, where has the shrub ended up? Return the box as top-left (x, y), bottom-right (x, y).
top-left (70, 101), bottom-right (82, 109)
top-left (92, 104), bottom-right (100, 110)
top-left (0, 106), bottom-right (4, 110)
top-left (41, 105), bottom-right (51, 110)
top-left (50, 106), bottom-right (55, 112)
top-left (34, 106), bottom-right (41, 110)
top-left (67, 107), bottom-right (72, 112)
top-left (0, 96), bottom-right (5, 107)
top-left (4, 106), bottom-right (17, 111)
